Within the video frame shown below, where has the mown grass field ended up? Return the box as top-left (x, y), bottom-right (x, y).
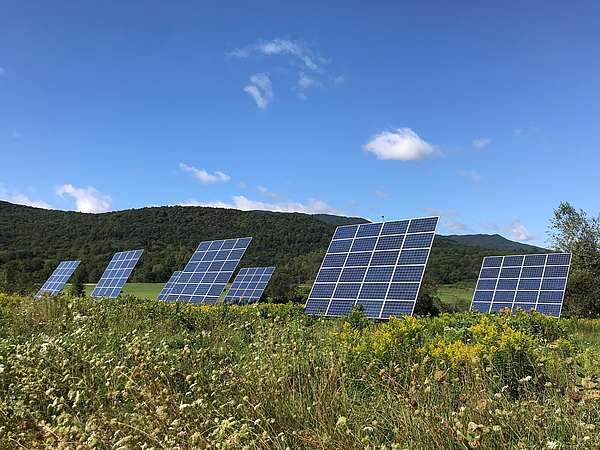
top-left (80, 282), bottom-right (475, 309)
top-left (1, 294), bottom-right (599, 449)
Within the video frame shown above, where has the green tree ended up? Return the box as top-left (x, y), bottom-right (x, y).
top-left (267, 272), bottom-right (295, 303)
top-left (549, 202), bottom-right (600, 317)
top-left (70, 266), bottom-right (87, 297)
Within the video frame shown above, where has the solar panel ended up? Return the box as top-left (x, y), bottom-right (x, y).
top-left (90, 249), bottom-right (144, 298)
top-left (157, 271), bottom-right (182, 301)
top-left (304, 216), bottom-right (439, 319)
top-left (35, 260), bottom-right (81, 298)
top-left (163, 237), bottom-right (252, 304)
top-left (470, 253), bottom-right (572, 318)
top-left (223, 267), bottom-right (276, 304)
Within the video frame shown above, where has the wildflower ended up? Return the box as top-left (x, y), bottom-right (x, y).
top-left (336, 416), bottom-right (348, 427)
top-left (546, 441), bottom-right (558, 449)
top-left (518, 375), bottom-right (532, 384)
top-left (492, 425), bottom-right (501, 432)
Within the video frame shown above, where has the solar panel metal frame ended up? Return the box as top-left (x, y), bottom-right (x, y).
top-left (90, 249), bottom-right (144, 298)
top-left (164, 237), bottom-right (252, 304)
top-left (470, 252), bottom-right (572, 318)
top-left (157, 271), bottom-right (182, 301)
top-left (223, 266), bottom-right (276, 304)
top-left (304, 216), bottom-right (439, 319)
top-left (35, 260), bottom-right (81, 298)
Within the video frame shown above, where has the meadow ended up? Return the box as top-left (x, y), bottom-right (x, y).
top-left (0, 294), bottom-right (599, 449)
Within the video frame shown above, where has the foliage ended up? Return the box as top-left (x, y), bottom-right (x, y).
top-left (1, 294), bottom-right (599, 449)
top-left (70, 265), bottom-right (86, 297)
top-left (0, 201), bottom-right (534, 301)
top-left (549, 201), bottom-right (600, 317)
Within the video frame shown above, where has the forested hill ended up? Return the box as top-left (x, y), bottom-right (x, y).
top-left (0, 201), bottom-right (540, 289)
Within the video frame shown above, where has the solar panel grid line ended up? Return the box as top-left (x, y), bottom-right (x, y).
top-left (165, 237), bottom-right (252, 304)
top-left (532, 255), bottom-right (548, 313)
top-left (305, 216), bottom-right (439, 319)
top-left (157, 271), bottom-right (182, 301)
top-left (36, 260), bottom-right (81, 298)
top-left (90, 249), bottom-right (144, 298)
top-left (224, 266), bottom-right (275, 304)
top-left (470, 252), bottom-right (571, 317)
top-left (324, 225), bottom-right (359, 316)
top-left (380, 221), bottom-right (409, 318)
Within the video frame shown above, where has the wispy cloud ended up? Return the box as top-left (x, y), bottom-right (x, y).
top-left (228, 38), bottom-right (340, 100)
top-left (256, 185), bottom-right (280, 200)
top-left (179, 163), bottom-right (231, 184)
top-left (56, 184), bottom-right (111, 213)
top-left (364, 128), bottom-right (436, 161)
top-left (457, 169), bottom-right (482, 183)
top-left (484, 219), bottom-right (535, 242)
top-left (243, 73), bottom-right (273, 109)
top-left (375, 189), bottom-right (390, 199)
top-left (179, 195), bottom-right (340, 215)
top-left (422, 207), bottom-right (470, 233)
top-left (0, 189), bottom-right (51, 209)
top-left (472, 137), bottom-right (491, 149)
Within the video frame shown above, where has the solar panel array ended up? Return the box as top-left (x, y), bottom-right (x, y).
top-left (35, 260), bottom-right (81, 298)
top-left (90, 249), bottom-right (144, 298)
top-left (164, 237), bottom-right (252, 304)
top-left (304, 216), bottom-right (439, 319)
top-left (470, 253), bottom-right (572, 317)
top-left (224, 267), bottom-right (276, 304)
top-left (157, 271), bottom-right (182, 301)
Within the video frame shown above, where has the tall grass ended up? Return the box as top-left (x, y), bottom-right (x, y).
top-left (0, 294), bottom-right (598, 449)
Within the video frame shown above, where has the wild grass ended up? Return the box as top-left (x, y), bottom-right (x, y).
top-left (0, 294), bottom-right (598, 449)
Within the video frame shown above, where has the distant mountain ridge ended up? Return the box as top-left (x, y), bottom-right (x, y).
top-left (444, 234), bottom-right (548, 252)
top-left (0, 201), bottom-right (548, 290)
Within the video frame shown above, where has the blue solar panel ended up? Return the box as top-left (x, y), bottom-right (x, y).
top-left (35, 260), bottom-right (80, 298)
top-left (223, 266), bottom-right (275, 304)
top-left (470, 253), bottom-right (571, 318)
top-left (157, 271), bottom-right (182, 301)
top-left (164, 237), bottom-right (252, 304)
top-left (90, 250), bottom-right (144, 298)
top-left (305, 216), bottom-right (439, 319)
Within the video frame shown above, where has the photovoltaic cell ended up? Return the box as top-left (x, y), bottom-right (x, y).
top-left (35, 260), bottom-right (80, 298)
top-left (470, 253), bottom-right (571, 318)
top-left (224, 267), bottom-right (275, 304)
top-left (157, 271), bottom-right (182, 301)
top-left (164, 237), bottom-right (252, 304)
top-left (91, 250), bottom-right (144, 298)
top-left (305, 216), bottom-right (439, 319)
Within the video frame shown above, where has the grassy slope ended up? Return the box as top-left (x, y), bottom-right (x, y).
top-left (1, 295), bottom-right (598, 449)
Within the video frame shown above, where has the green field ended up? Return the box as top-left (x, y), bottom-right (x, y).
top-left (79, 282), bottom-right (476, 308)
top-left (82, 282), bottom-right (163, 298)
top-left (437, 282), bottom-right (474, 310)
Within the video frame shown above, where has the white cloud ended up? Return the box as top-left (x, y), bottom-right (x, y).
top-left (508, 219), bottom-right (535, 241)
top-left (229, 38), bottom-right (338, 100)
top-left (0, 189), bottom-right (51, 209)
top-left (179, 163), bottom-right (231, 184)
top-left (178, 195), bottom-right (339, 215)
top-left (485, 219), bottom-right (535, 242)
top-left (444, 220), bottom-right (468, 231)
top-left (472, 137), bottom-right (491, 149)
top-left (230, 38), bottom-right (323, 72)
top-left (243, 73), bottom-right (273, 109)
top-left (56, 184), bottom-right (111, 213)
top-left (364, 128), bottom-right (435, 161)
top-left (256, 185), bottom-right (280, 200)
top-left (457, 169), bottom-right (482, 183)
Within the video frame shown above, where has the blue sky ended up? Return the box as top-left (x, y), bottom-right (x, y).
top-left (1, 1), bottom-right (598, 246)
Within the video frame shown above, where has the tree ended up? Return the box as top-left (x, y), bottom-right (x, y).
top-left (266, 272), bottom-right (295, 303)
top-left (549, 202), bottom-right (600, 317)
top-left (70, 266), bottom-right (87, 297)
